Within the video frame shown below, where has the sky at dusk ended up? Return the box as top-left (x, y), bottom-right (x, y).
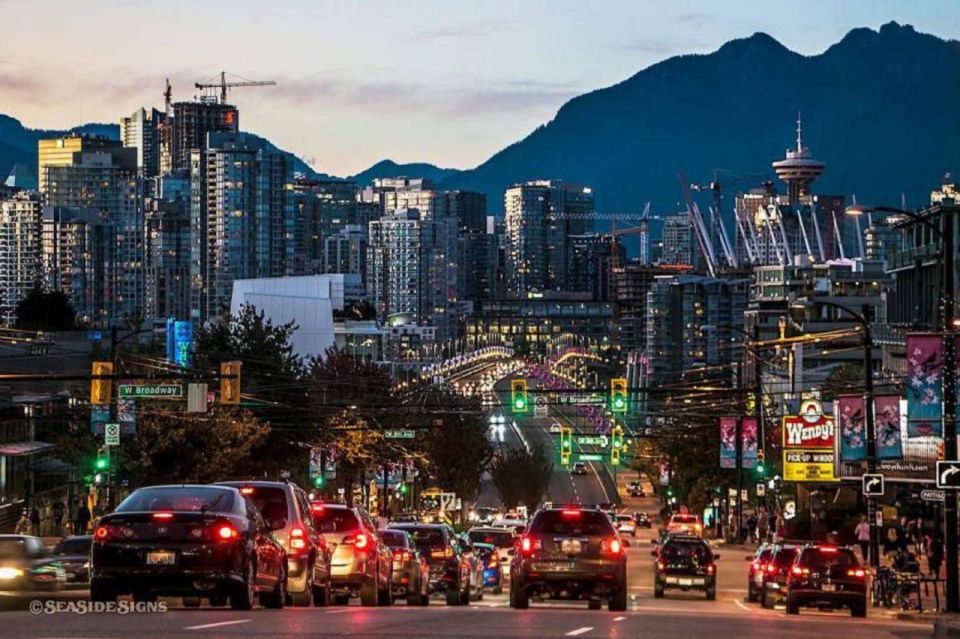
top-left (2, 0), bottom-right (958, 176)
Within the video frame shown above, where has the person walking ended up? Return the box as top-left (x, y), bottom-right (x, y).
top-left (927, 530), bottom-right (944, 579)
top-left (69, 497), bottom-right (80, 535)
top-left (14, 510), bottom-right (32, 535)
top-left (29, 503), bottom-right (41, 536)
top-left (854, 515), bottom-right (871, 563)
top-left (76, 499), bottom-right (91, 535)
top-left (51, 500), bottom-right (65, 537)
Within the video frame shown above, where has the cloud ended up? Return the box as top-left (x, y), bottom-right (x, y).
top-left (414, 20), bottom-right (507, 42)
top-left (676, 12), bottom-right (715, 27)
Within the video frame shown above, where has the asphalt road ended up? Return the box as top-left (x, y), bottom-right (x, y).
top-left (0, 522), bottom-right (932, 638)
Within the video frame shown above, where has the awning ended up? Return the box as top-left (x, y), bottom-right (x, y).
top-left (0, 441), bottom-right (56, 456)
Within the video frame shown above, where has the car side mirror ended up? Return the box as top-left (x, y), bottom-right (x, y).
top-left (744, 555), bottom-right (754, 561)
top-left (650, 550), bottom-right (659, 557)
top-left (713, 554), bottom-right (721, 560)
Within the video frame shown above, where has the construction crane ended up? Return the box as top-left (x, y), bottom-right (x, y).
top-left (689, 170), bottom-right (770, 268)
top-left (563, 206), bottom-right (662, 265)
top-left (194, 71), bottom-right (277, 105)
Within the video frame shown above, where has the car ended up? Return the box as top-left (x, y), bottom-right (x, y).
top-left (468, 507), bottom-right (499, 525)
top-left (379, 529), bottom-right (429, 606)
top-left (52, 535), bottom-right (92, 585)
top-left (510, 507), bottom-right (628, 611)
top-left (549, 422), bottom-right (562, 434)
top-left (89, 484), bottom-right (287, 609)
top-left (467, 526), bottom-right (517, 574)
top-left (472, 542), bottom-right (503, 594)
top-left (666, 514), bottom-right (703, 537)
top-left (653, 533), bottom-right (718, 600)
top-left (634, 513), bottom-right (652, 529)
top-left (615, 514), bottom-right (637, 537)
top-left (312, 503), bottom-right (393, 606)
top-left (0, 535), bottom-right (66, 591)
top-left (571, 462), bottom-right (588, 476)
top-left (491, 518), bottom-right (527, 536)
top-left (217, 480), bottom-right (333, 606)
top-left (784, 545), bottom-right (867, 617)
top-left (388, 523), bottom-right (473, 606)
top-left (628, 481), bottom-right (646, 498)
top-left (746, 543), bottom-right (774, 603)
top-left (456, 535), bottom-right (486, 601)
top-left (760, 543), bottom-right (800, 609)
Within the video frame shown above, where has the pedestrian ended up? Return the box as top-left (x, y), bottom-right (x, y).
top-left (76, 499), bottom-right (91, 535)
top-left (14, 510), bottom-right (32, 535)
top-left (69, 497), bottom-right (80, 535)
top-left (746, 513), bottom-right (758, 544)
top-left (884, 526), bottom-right (899, 556)
top-left (927, 530), bottom-right (943, 579)
top-left (774, 516), bottom-right (786, 543)
top-left (29, 503), bottom-right (41, 536)
top-left (897, 516), bottom-right (910, 552)
top-left (52, 500), bottom-right (65, 537)
top-left (854, 515), bottom-right (871, 563)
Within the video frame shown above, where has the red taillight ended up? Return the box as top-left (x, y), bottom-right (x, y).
top-left (290, 527), bottom-right (306, 552)
top-left (240, 487), bottom-right (254, 495)
top-left (752, 561), bottom-right (762, 571)
top-left (766, 564), bottom-right (777, 574)
top-left (355, 533), bottom-right (369, 550)
top-left (819, 546), bottom-right (837, 553)
top-left (153, 512), bottom-right (173, 520)
top-left (311, 503), bottom-right (324, 513)
top-left (216, 524), bottom-right (238, 540)
top-left (94, 525), bottom-right (110, 540)
top-left (847, 568), bottom-right (866, 578)
top-left (603, 538), bottom-right (623, 555)
top-left (562, 509), bottom-right (582, 518)
top-left (656, 560), bottom-right (665, 571)
top-left (706, 564), bottom-right (715, 575)
top-left (520, 536), bottom-right (533, 555)
top-left (791, 566), bottom-right (810, 576)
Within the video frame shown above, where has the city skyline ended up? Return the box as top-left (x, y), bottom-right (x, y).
top-left (2, 0), bottom-right (958, 176)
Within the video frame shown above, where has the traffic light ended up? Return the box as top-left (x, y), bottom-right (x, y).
top-left (510, 379), bottom-right (528, 413)
top-left (610, 378), bottom-right (628, 413)
top-left (397, 482), bottom-right (408, 495)
top-left (756, 450), bottom-right (766, 476)
top-left (610, 446), bottom-right (621, 466)
top-left (560, 426), bottom-right (572, 465)
top-left (220, 360), bottom-right (242, 405)
top-left (90, 361), bottom-right (114, 404)
top-left (312, 475), bottom-right (325, 489)
top-left (611, 424), bottom-right (624, 450)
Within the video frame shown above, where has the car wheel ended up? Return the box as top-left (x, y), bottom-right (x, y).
top-left (851, 599), bottom-right (867, 618)
top-left (609, 587), bottom-right (627, 612)
top-left (459, 580), bottom-right (471, 606)
top-left (360, 574), bottom-right (379, 607)
top-left (493, 583), bottom-right (503, 595)
top-left (209, 596), bottom-right (227, 607)
top-left (510, 582), bottom-right (529, 609)
top-left (588, 598), bottom-right (602, 610)
top-left (706, 586), bottom-right (716, 601)
top-left (654, 583), bottom-right (664, 599)
top-left (785, 595), bottom-right (800, 615)
top-left (260, 567), bottom-right (287, 609)
top-left (90, 580), bottom-right (116, 603)
top-left (446, 584), bottom-right (462, 606)
top-left (290, 567), bottom-right (313, 607)
top-left (332, 593), bottom-right (350, 606)
top-left (747, 584), bottom-right (757, 603)
top-left (230, 557), bottom-right (256, 611)
top-left (313, 577), bottom-right (332, 607)
top-left (182, 596), bottom-right (201, 608)
top-left (378, 573), bottom-right (393, 606)
top-left (761, 588), bottom-right (773, 609)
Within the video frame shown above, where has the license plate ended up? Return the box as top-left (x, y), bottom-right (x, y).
top-left (146, 551), bottom-right (176, 566)
top-left (822, 583), bottom-right (835, 592)
top-left (560, 539), bottom-right (582, 554)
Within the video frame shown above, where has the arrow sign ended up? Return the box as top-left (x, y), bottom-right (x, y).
top-left (937, 461), bottom-right (960, 489)
top-left (862, 473), bottom-right (884, 496)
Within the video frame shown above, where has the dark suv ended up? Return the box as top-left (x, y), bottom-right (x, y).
top-left (217, 480), bottom-right (332, 606)
top-left (388, 523), bottom-right (473, 606)
top-left (510, 507), bottom-right (628, 611)
top-left (785, 545), bottom-right (867, 617)
top-left (760, 544), bottom-right (799, 609)
top-left (653, 534), bottom-right (718, 599)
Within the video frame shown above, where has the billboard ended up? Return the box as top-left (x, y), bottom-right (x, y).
top-left (782, 398), bottom-right (837, 482)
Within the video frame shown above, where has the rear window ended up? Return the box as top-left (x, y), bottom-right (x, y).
top-left (54, 537), bottom-right (91, 555)
top-left (671, 515), bottom-right (698, 524)
top-left (468, 530), bottom-right (514, 548)
top-left (758, 548), bottom-right (773, 562)
top-left (313, 507), bottom-right (361, 533)
top-left (799, 548), bottom-right (859, 569)
top-left (239, 487), bottom-right (289, 529)
top-left (379, 530), bottom-right (410, 548)
top-left (662, 541), bottom-right (711, 563)
top-left (772, 548), bottom-right (798, 566)
top-left (529, 510), bottom-right (615, 536)
top-left (116, 487), bottom-right (235, 514)
top-left (390, 526), bottom-right (448, 549)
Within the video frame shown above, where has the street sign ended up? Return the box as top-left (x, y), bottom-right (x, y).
top-left (439, 492), bottom-right (457, 511)
top-left (783, 499), bottom-right (797, 520)
top-left (756, 483), bottom-right (765, 497)
top-left (104, 423), bottom-right (120, 447)
top-left (534, 396), bottom-right (548, 416)
top-left (578, 453), bottom-right (604, 462)
top-left (118, 384), bottom-right (183, 399)
top-left (187, 383), bottom-right (208, 413)
top-left (921, 489), bottom-right (946, 502)
top-left (384, 429), bottom-right (416, 439)
top-left (576, 435), bottom-right (609, 447)
top-left (862, 473), bottom-right (885, 496)
top-left (936, 461), bottom-right (960, 489)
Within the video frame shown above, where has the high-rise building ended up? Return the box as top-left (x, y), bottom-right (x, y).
top-left (144, 172), bottom-right (191, 321)
top-left (610, 262), bottom-right (691, 354)
top-left (459, 217), bottom-right (500, 305)
top-left (446, 190), bottom-right (487, 232)
top-left (659, 214), bottom-right (694, 265)
top-left (367, 209), bottom-right (458, 338)
top-left (289, 178), bottom-right (361, 275)
top-left (171, 101), bottom-right (239, 171)
top-left (323, 225), bottom-right (367, 277)
top-left (504, 180), bottom-right (594, 297)
top-left (120, 107), bottom-right (167, 178)
top-left (566, 233), bottom-right (624, 301)
top-left (38, 136), bottom-right (141, 325)
top-left (0, 191), bottom-right (43, 325)
top-left (190, 132), bottom-right (293, 321)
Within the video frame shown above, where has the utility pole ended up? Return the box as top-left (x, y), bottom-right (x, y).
top-left (941, 207), bottom-right (957, 612)
top-left (753, 324), bottom-right (764, 472)
top-left (861, 304), bottom-right (880, 569)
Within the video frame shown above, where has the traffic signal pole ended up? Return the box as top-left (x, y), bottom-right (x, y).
top-left (861, 305), bottom-right (880, 570)
top-left (941, 209), bottom-right (957, 612)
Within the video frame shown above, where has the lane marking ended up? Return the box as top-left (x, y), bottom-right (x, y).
top-left (566, 628), bottom-right (594, 637)
top-left (733, 599), bottom-right (750, 612)
top-left (185, 619), bottom-right (251, 631)
top-left (614, 616), bottom-right (627, 621)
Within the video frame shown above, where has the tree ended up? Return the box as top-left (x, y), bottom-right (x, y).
top-left (15, 286), bottom-right (76, 331)
top-left (492, 443), bottom-right (554, 510)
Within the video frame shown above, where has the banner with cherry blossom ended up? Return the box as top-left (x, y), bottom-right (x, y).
top-left (875, 394), bottom-right (904, 459)
top-left (720, 417), bottom-right (737, 469)
top-left (906, 334), bottom-right (942, 438)
top-left (741, 417), bottom-right (758, 469)
top-left (837, 395), bottom-right (867, 462)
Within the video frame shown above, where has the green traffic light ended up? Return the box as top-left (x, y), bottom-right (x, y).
top-left (613, 397), bottom-right (625, 409)
top-left (313, 475), bottom-right (324, 488)
top-left (94, 457), bottom-right (108, 471)
top-left (757, 464), bottom-right (765, 475)
top-left (514, 397), bottom-right (526, 410)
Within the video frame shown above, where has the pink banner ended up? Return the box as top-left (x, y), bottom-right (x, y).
top-left (720, 417), bottom-right (737, 469)
top-left (906, 334), bottom-right (942, 437)
top-left (837, 395), bottom-right (867, 462)
top-left (874, 395), bottom-right (903, 459)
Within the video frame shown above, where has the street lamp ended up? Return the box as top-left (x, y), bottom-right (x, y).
top-left (792, 298), bottom-right (879, 569)
top-left (847, 203), bottom-right (957, 607)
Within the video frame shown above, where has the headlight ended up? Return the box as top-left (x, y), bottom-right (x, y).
top-left (83, 562), bottom-right (90, 569)
top-left (0, 567), bottom-right (24, 580)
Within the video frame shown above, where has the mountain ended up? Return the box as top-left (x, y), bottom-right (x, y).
top-left (349, 159), bottom-right (460, 186)
top-left (440, 22), bottom-right (960, 214)
top-left (0, 114), bottom-right (326, 183)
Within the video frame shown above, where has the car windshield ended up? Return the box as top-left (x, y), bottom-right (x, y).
top-left (236, 487), bottom-right (288, 530)
top-left (529, 510), bottom-right (615, 536)
top-left (662, 541), bottom-right (711, 562)
top-left (379, 530), bottom-right (410, 548)
top-left (53, 537), bottom-right (91, 555)
top-left (116, 487), bottom-right (234, 513)
top-left (313, 507), bottom-right (360, 533)
top-left (0, 539), bottom-right (27, 560)
top-left (616, 515), bottom-right (632, 522)
top-left (390, 526), bottom-right (447, 549)
top-left (773, 548), bottom-right (798, 565)
top-left (468, 530), bottom-right (514, 548)
top-left (801, 548), bottom-right (859, 569)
